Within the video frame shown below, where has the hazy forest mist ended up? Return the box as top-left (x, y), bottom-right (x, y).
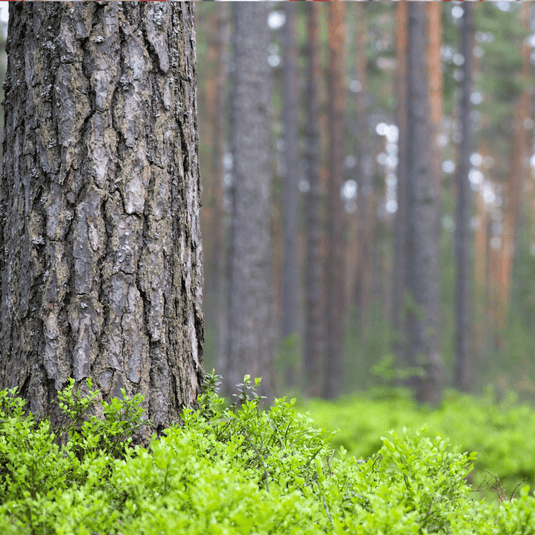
top-left (195, 1), bottom-right (535, 406)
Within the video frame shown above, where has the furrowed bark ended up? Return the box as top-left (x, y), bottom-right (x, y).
top-left (0, 2), bottom-right (204, 435)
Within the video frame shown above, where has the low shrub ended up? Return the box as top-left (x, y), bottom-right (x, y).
top-left (0, 373), bottom-right (533, 534)
top-left (299, 387), bottom-right (535, 502)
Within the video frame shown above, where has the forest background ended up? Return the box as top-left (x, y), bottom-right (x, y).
top-left (193, 0), bottom-right (535, 406)
top-left (1, 1), bottom-right (535, 405)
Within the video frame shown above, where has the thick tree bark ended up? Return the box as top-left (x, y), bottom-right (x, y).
top-left (392, 0), bottom-right (408, 365)
top-left (304, 3), bottom-right (325, 398)
top-left (324, 0), bottom-right (346, 399)
top-left (406, 3), bottom-right (443, 405)
top-left (0, 2), bottom-right (204, 433)
top-left (281, 1), bottom-right (300, 387)
top-left (454, 1), bottom-right (474, 392)
top-left (227, 3), bottom-right (274, 400)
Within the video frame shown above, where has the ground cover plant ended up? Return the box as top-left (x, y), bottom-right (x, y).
top-left (0, 373), bottom-right (534, 534)
top-left (298, 385), bottom-right (535, 504)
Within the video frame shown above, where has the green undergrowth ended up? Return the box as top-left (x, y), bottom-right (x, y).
top-left (0, 374), bottom-right (534, 534)
top-left (298, 386), bottom-right (535, 504)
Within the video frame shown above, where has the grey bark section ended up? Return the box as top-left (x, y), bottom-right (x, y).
top-left (0, 2), bottom-right (204, 431)
top-left (392, 1), bottom-right (408, 364)
top-left (324, 1), bottom-right (346, 399)
top-left (211, 5), bottom-right (231, 390)
top-left (454, 2), bottom-right (473, 392)
top-left (303, 3), bottom-right (325, 398)
top-left (406, 3), bottom-right (443, 405)
top-left (281, 1), bottom-right (300, 385)
top-left (227, 3), bottom-right (274, 399)
top-left (354, 1), bottom-right (371, 338)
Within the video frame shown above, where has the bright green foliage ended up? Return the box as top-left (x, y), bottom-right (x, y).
top-left (1, 375), bottom-right (535, 533)
top-left (300, 388), bottom-right (535, 504)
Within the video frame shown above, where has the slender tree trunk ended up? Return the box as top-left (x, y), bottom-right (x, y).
top-left (324, 0), bottom-right (346, 399)
top-left (406, 3), bottom-right (443, 405)
top-left (454, 1), bottom-right (474, 392)
top-left (281, 1), bottom-right (300, 388)
top-left (392, 0), bottom-right (408, 365)
top-left (210, 5), bottom-right (230, 385)
top-left (473, 157), bottom-right (487, 360)
top-left (497, 2), bottom-right (532, 335)
top-left (227, 3), bottom-right (274, 400)
top-left (0, 2), bottom-right (204, 434)
top-left (304, 3), bottom-right (326, 398)
top-left (427, 1), bottom-right (443, 359)
top-left (354, 1), bottom-right (371, 338)
top-left (427, 1), bottom-right (443, 196)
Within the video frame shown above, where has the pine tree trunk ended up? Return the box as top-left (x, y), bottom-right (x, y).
top-left (392, 0), bottom-right (408, 365)
top-left (209, 5), bottom-right (230, 386)
top-left (406, 3), bottom-right (443, 405)
top-left (454, 1), bottom-right (474, 392)
top-left (281, 1), bottom-right (300, 387)
top-left (497, 2), bottom-right (532, 335)
top-left (0, 2), bottom-right (204, 433)
top-left (324, 0), bottom-right (346, 399)
top-left (473, 150), bottom-right (487, 361)
top-left (427, 1), bottom-right (443, 359)
top-left (304, 3), bottom-right (326, 398)
top-left (354, 1), bottom-right (370, 338)
top-left (227, 3), bottom-right (274, 400)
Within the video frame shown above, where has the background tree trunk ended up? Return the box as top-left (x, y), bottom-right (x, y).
top-left (497, 1), bottom-right (532, 337)
top-left (227, 3), bottom-right (274, 400)
top-left (0, 2), bottom-right (204, 434)
top-left (406, 3), bottom-right (443, 405)
top-left (392, 0), bottom-right (408, 367)
top-left (209, 5), bottom-right (231, 388)
top-left (354, 1), bottom-right (372, 339)
top-left (304, 3), bottom-right (325, 398)
top-left (324, 0), bottom-right (346, 399)
top-left (281, 1), bottom-right (300, 388)
top-left (454, 1), bottom-right (474, 392)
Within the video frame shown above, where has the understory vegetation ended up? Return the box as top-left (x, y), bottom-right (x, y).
top-left (0, 373), bottom-right (534, 534)
top-left (299, 385), bottom-right (535, 505)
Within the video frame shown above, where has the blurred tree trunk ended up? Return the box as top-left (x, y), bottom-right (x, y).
top-left (354, 1), bottom-right (371, 338)
top-left (324, 0), bottom-right (346, 399)
top-left (406, 3), bottom-right (443, 405)
top-left (210, 5), bottom-right (231, 388)
top-left (227, 3), bottom-right (274, 400)
top-left (473, 152), bottom-right (487, 361)
top-left (281, 1), bottom-right (301, 388)
top-left (304, 3), bottom-right (326, 398)
top-left (427, 1), bottom-right (443, 361)
top-left (200, 4), bottom-right (227, 336)
top-left (392, 0), bottom-right (408, 366)
top-left (497, 2), bottom-right (532, 338)
top-left (454, 1), bottom-right (474, 392)
top-left (359, 140), bottom-right (379, 337)
top-left (427, 2), bottom-right (443, 196)
top-left (487, 215), bottom-right (499, 356)
top-left (0, 2), bottom-right (204, 435)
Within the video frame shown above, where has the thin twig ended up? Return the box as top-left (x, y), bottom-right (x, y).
top-left (510, 479), bottom-right (526, 502)
top-left (322, 495), bottom-right (334, 529)
top-left (240, 425), bottom-right (270, 492)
